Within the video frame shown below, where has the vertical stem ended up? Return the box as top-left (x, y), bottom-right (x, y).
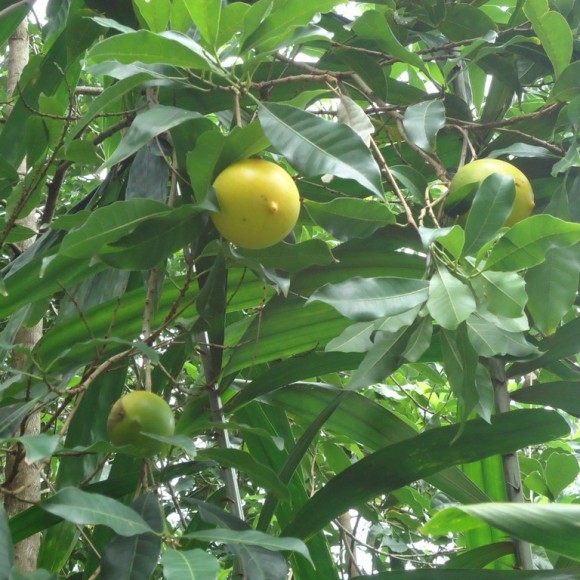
top-left (489, 358), bottom-right (534, 570)
top-left (199, 333), bottom-right (244, 521)
top-left (3, 17), bottom-right (43, 573)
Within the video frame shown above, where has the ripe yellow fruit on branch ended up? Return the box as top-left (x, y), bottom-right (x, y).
top-left (210, 159), bottom-right (301, 249)
top-left (107, 391), bottom-right (175, 457)
top-left (444, 158), bottom-right (535, 227)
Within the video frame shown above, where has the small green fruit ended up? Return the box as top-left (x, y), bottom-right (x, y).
top-left (107, 391), bottom-right (175, 457)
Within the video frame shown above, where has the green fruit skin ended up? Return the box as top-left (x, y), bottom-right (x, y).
top-left (107, 391), bottom-right (175, 457)
top-left (445, 158), bottom-right (535, 227)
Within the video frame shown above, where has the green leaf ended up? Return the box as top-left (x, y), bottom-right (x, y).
top-left (545, 452), bottom-right (579, 497)
top-left (347, 326), bottom-right (413, 390)
top-left (443, 542), bottom-right (514, 570)
top-left (283, 409), bottom-right (568, 540)
top-left (402, 99), bottom-right (446, 153)
top-left (511, 381), bottom-right (580, 415)
top-left (39, 488), bottom-right (151, 537)
top-left (466, 315), bottom-right (538, 358)
top-left (307, 277), bottom-right (429, 322)
top-left (258, 103), bottom-right (384, 198)
top-left (524, 0), bottom-right (572, 78)
top-left (425, 503), bottom-right (580, 561)
top-left (134, 0), bottom-right (171, 32)
top-left (526, 245), bottom-right (580, 335)
top-left (16, 435), bottom-right (59, 463)
top-left (463, 174), bottom-right (516, 256)
top-left (471, 271), bottom-right (528, 319)
top-left (549, 61), bottom-right (580, 103)
top-left (101, 493), bottom-right (163, 579)
top-left (103, 105), bottom-right (203, 169)
top-left (184, 529), bottom-right (312, 565)
top-left (427, 268), bottom-right (476, 330)
top-left (358, 570), bottom-right (580, 579)
top-left (161, 549), bottom-right (220, 580)
top-left (440, 4), bottom-right (498, 41)
top-left (353, 10), bottom-right (429, 75)
top-left (86, 30), bottom-right (213, 71)
top-left (485, 215), bottom-right (580, 271)
top-left (305, 198), bottom-right (395, 241)
top-left (403, 316), bottom-right (433, 363)
top-left (184, 0), bottom-right (221, 48)
top-left (59, 199), bottom-right (173, 259)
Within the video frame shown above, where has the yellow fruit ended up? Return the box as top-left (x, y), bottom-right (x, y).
top-left (210, 159), bottom-right (300, 249)
top-left (444, 158), bottom-right (534, 227)
top-left (107, 391), bottom-right (175, 457)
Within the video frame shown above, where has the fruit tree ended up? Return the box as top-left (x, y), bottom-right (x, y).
top-left (1, 1), bottom-right (580, 578)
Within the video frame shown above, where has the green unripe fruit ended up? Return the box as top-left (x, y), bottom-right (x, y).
top-left (107, 391), bottom-right (175, 457)
top-left (444, 158), bottom-right (535, 227)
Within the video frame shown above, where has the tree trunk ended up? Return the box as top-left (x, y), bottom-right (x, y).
top-left (3, 17), bottom-right (43, 573)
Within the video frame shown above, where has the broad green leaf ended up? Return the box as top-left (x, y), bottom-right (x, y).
top-left (353, 10), bottom-right (429, 75)
top-left (307, 277), bottom-right (429, 322)
top-left (258, 103), bottom-right (384, 198)
top-left (471, 271), bottom-right (527, 319)
top-left (444, 542), bottom-right (515, 570)
top-left (40, 488), bottom-right (151, 537)
top-left (16, 435), bottom-right (59, 463)
top-left (427, 268), bottom-right (476, 330)
top-left (440, 4), bottom-right (497, 41)
top-left (526, 246), bottom-right (580, 335)
top-left (524, 0), bottom-right (572, 78)
top-left (336, 95), bottom-right (374, 145)
top-left (184, 0), bottom-right (221, 48)
top-left (549, 61), bottom-right (580, 103)
top-left (545, 452), bottom-right (579, 497)
top-left (0, 401), bottom-right (39, 439)
top-left (485, 215), bottom-right (580, 271)
top-left (305, 198), bottom-right (395, 241)
top-left (403, 316), bottom-right (433, 363)
top-left (103, 105), bottom-right (203, 169)
top-left (420, 226), bottom-right (465, 261)
top-left (58, 199), bottom-right (172, 259)
top-left (268, 384), bottom-right (490, 505)
top-left (425, 503), bottom-right (580, 561)
top-left (86, 30), bottom-right (213, 71)
top-left (325, 321), bottom-right (376, 353)
top-left (466, 315), bottom-right (538, 358)
top-left (347, 326), bottom-right (413, 390)
top-left (184, 529), bottom-right (312, 565)
top-left (283, 409), bottom-right (568, 539)
top-left (161, 549), bottom-right (220, 580)
top-left (134, 0), bottom-right (171, 32)
top-left (463, 174), bottom-right (516, 256)
top-left (508, 317), bottom-right (580, 377)
top-left (241, 0), bottom-right (343, 52)
top-left (403, 99), bottom-right (446, 153)
top-left (359, 570), bottom-right (580, 579)
top-left (511, 381), bottom-right (580, 415)
top-left (101, 493), bottom-right (163, 580)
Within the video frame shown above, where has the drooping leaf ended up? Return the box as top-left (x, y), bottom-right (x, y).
top-left (283, 409), bottom-right (568, 540)
top-left (403, 99), bottom-right (446, 153)
top-left (161, 549), bottom-right (220, 580)
top-left (39, 488), bottom-right (151, 537)
top-left (424, 503), bottom-right (580, 561)
top-left (485, 215), bottom-right (580, 271)
top-left (258, 103), bottom-right (384, 198)
top-left (427, 268), bottom-right (476, 330)
top-left (86, 29), bottom-right (213, 71)
top-left (510, 381), bottom-right (580, 416)
top-left (307, 277), bottom-right (429, 322)
top-left (101, 493), bottom-right (163, 579)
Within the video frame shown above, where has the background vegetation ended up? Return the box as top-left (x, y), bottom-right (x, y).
top-left (1, 0), bottom-right (580, 578)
